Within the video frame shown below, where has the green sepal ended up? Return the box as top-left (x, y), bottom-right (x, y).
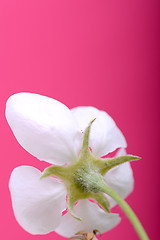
top-left (40, 165), bottom-right (68, 181)
top-left (100, 155), bottom-right (141, 175)
top-left (68, 192), bottom-right (82, 222)
top-left (92, 193), bottom-right (110, 213)
top-left (79, 118), bottom-right (96, 158)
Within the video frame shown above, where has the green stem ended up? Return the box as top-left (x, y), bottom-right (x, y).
top-left (102, 184), bottom-right (149, 240)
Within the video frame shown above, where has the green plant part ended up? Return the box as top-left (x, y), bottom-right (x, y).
top-left (41, 119), bottom-right (139, 220)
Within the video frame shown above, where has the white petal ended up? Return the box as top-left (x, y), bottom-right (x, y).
top-left (105, 149), bottom-right (134, 208)
top-left (71, 107), bottom-right (127, 157)
top-left (55, 200), bottom-right (120, 237)
top-left (6, 93), bottom-right (81, 165)
top-left (9, 166), bottom-right (67, 234)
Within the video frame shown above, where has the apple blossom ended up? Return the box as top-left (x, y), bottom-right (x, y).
top-left (6, 93), bottom-right (138, 238)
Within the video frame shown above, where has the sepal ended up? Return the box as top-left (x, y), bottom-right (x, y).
top-left (100, 155), bottom-right (141, 175)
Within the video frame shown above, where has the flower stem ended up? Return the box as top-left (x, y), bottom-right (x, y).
top-left (102, 185), bottom-right (149, 240)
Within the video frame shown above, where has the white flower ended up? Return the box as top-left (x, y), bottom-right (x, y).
top-left (6, 93), bottom-right (134, 237)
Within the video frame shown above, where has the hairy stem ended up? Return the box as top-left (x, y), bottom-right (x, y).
top-left (102, 185), bottom-right (149, 240)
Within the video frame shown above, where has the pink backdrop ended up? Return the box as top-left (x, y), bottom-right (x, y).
top-left (0, 1), bottom-right (159, 239)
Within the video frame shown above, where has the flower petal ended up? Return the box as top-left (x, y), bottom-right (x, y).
top-left (105, 148), bottom-right (134, 208)
top-left (71, 106), bottom-right (127, 157)
top-left (6, 93), bottom-right (81, 165)
top-left (55, 199), bottom-right (120, 237)
top-left (9, 166), bottom-right (67, 234)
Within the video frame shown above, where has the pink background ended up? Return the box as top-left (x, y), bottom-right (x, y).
top-left (0, 0), bottom-right (159, 239)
